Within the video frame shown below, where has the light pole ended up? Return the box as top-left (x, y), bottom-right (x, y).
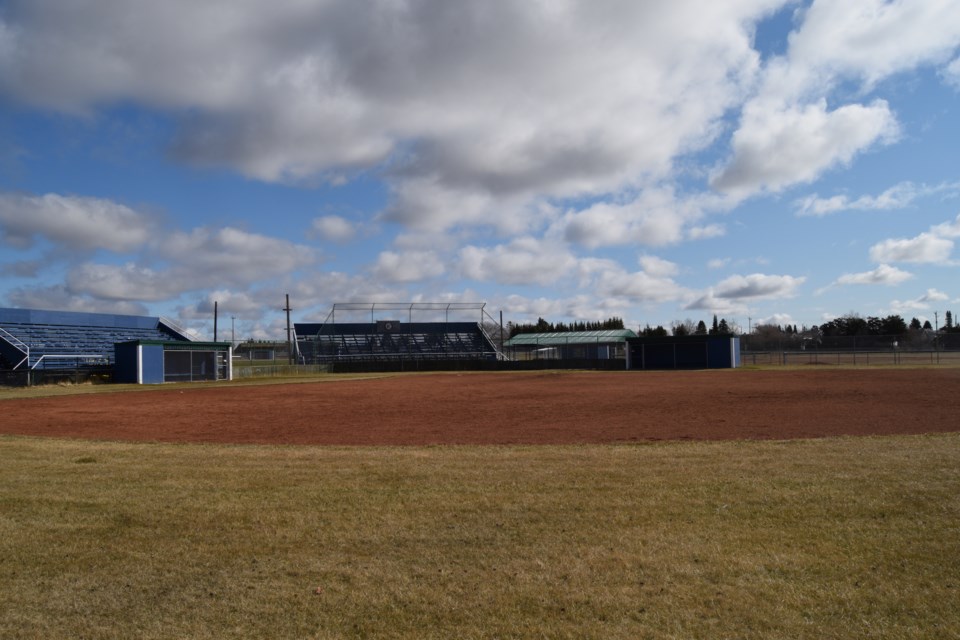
top-left (231, 316), bottom-right (236, 345)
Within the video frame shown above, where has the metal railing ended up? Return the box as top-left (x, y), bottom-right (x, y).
top-left (0, 326), bottom-right (30, 369)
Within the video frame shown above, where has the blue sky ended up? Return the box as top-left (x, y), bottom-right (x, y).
top-left (1, 0), bottom-right (959, 339)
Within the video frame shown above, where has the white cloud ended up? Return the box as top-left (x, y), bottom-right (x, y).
top-left (6, 284), bottom-right (150, 316)
top-left (638, 255), bottom-right (679, 279)
top-left (713, 0), bottom-right (960, 199)
top-left (0, 192), bottom-right (152, 252)
top-left (186, 289), bottom-right (266, 319)
top-left (685, 272), bottom-right (804, 315)
top-left (889, 288), bottom-right (951, 315)
top-left (932, 213), bottom-right (960, 238)
top-left (311, 216), bottom-right (356, 243)
top-left (754, 313), bottom-right (796, 327)
top-left (559, 187), bottom-right (702, 249)
top-left (713, 273), bottom-right (805, 299)
top-left (66, 262), bottom-right (181, 301)
top-left (687, 224), bottom-right (726, 241)
top-left (708, 258), bottom-right (731, 270)
top-left (869, 233), bottom-right (953, 264)
top-left (795, 182), bottom-right (960, 216)
top-left (788, 0), bottom-right (960, 88)
top-left (370, 250), bottom-right (445, 284)
top-left (59, 226), bottom-right (316, 303)
top-left (865, 213), bottom-right (960, 267)
top-left (460, 238), bottom-right (577, 286)
top-left (946, 56), bottom-right (960, 89)
top-left (158, 227), bottom-right (315, 284)
top-left (594, 268), bottom-right (688, 305)
top-left (0, 1), bottom-right (783, 231)
top-left (835, 264), bottom-right (914, 286)
top-left (712, 99), bottom-right (899, 196)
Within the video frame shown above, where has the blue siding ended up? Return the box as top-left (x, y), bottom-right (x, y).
top-left (628, 336), bottom-right (740, 370)
top-left (142, 344), bottom-right (165, 384)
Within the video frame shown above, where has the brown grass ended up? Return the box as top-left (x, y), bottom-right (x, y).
top-left (2, 434), bottom-right (959, 638)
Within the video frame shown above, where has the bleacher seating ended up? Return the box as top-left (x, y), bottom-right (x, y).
top-left (0, 308), bottom-right (191, 370)
top-left (294, 322), bottom-right (498, 364)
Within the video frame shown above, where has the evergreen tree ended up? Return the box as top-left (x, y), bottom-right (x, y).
top-left (695, 320), bottom-right (707, 335)
top-left (718, 318), bottom-right (730, 334)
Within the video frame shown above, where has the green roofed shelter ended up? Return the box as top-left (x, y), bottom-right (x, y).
top-left (504, 329), bottom-right (638, 362)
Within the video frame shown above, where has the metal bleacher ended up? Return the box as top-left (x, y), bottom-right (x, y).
top-left (0, 307), bottom-right (193, 370)
top-left (294, 321), bottom-right (499, 364)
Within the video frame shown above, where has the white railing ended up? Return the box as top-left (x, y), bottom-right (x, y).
top-left (0, 326), bottom-right (30, 369)
top-left (159, 316), bottom-right (196, 341)
top-left (30, 354), bottom-right (108, 370)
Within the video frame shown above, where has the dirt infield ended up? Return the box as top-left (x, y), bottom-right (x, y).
top-left (1, 369), bottom-right (959, 445)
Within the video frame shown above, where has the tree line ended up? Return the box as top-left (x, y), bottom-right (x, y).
top-left (509, 310), bottom-right (960, 340)
top-left (508, 317), bottom-right (625, 338)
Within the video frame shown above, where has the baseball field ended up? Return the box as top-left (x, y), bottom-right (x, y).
top-left (2, 368), bottom-right (959, 638)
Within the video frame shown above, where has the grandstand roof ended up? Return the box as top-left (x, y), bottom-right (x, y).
top-left (505, 329), bottom-right (638, 346)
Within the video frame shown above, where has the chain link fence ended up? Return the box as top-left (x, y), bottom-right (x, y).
top-left (741, 332), bottom-right (960, 366)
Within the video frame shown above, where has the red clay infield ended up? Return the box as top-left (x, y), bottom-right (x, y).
top-left (1, 369), bottom-right (959, 445)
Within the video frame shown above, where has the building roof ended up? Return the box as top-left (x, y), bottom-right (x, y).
top-left (505, 329), bottom-right (638, 347)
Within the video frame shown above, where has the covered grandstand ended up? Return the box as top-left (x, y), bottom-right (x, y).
top-left (0, 307), bottom-right (194, 381)
top-left (294, 302), bottom-right (503, 371)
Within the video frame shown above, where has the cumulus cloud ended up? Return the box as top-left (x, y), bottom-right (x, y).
top-left (713, 273), bottom-right (805, 299)
top-left (889, 288), bottom-right (951, 315)
top-left (460, 238), bottom-right (578, 286)
top-left (638, 256), bottom-right (680, 279)
top-left (793, 181), bottom-right (957, 216)
top-left (932, 213), bottom-right (960, 238)
top-left (59, 226), bottom-right (316, 303)
top-left (559, 187), bottom-right (703, 249)
top-left (0, 192), bottom-right (153, 252)
top-left (6, 284), bottom-right (150, 315)
top-left (713, 0), bottom-right (960, 198)
top-left (185, 290), bottom-right (266, 319)
top-left (712, 99), bottom-right (898, 196)
top-left (370, 250), bottom-right (446, 284)
top-left (787, 0), bottom-right (960, 87)
top-left (869, 233), bottom-right (954, 264)
top-left (66, 263), bottom-right (181, 301)
top-left (158, 227), bottom-right (315, 284)
top-left (594, 269), bottom-right (688, 305)
top-left (865, 212), bottom-right (960, 266)
top-left (754, 312), bottom-right (797, 327)
top-left (835, 264), bottom-right (914, 286)
top-left (685, 272), bottom-right (804, 315)
top-left (0, 0), bottom-right (780, 231)
top-left (310, 216), bottom-right (356, 243)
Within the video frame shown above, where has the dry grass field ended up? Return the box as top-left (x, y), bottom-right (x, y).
top-left (2, 431), bottom-right (959, 639)
top-left (0, 434), bottom-right (960, 639)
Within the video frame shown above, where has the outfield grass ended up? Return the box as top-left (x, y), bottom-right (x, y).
top-left (2, 434), bottom-right (958, 639)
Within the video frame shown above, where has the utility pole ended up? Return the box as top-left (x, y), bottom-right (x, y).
top-left (284, 294), bottom-right (293, 365)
